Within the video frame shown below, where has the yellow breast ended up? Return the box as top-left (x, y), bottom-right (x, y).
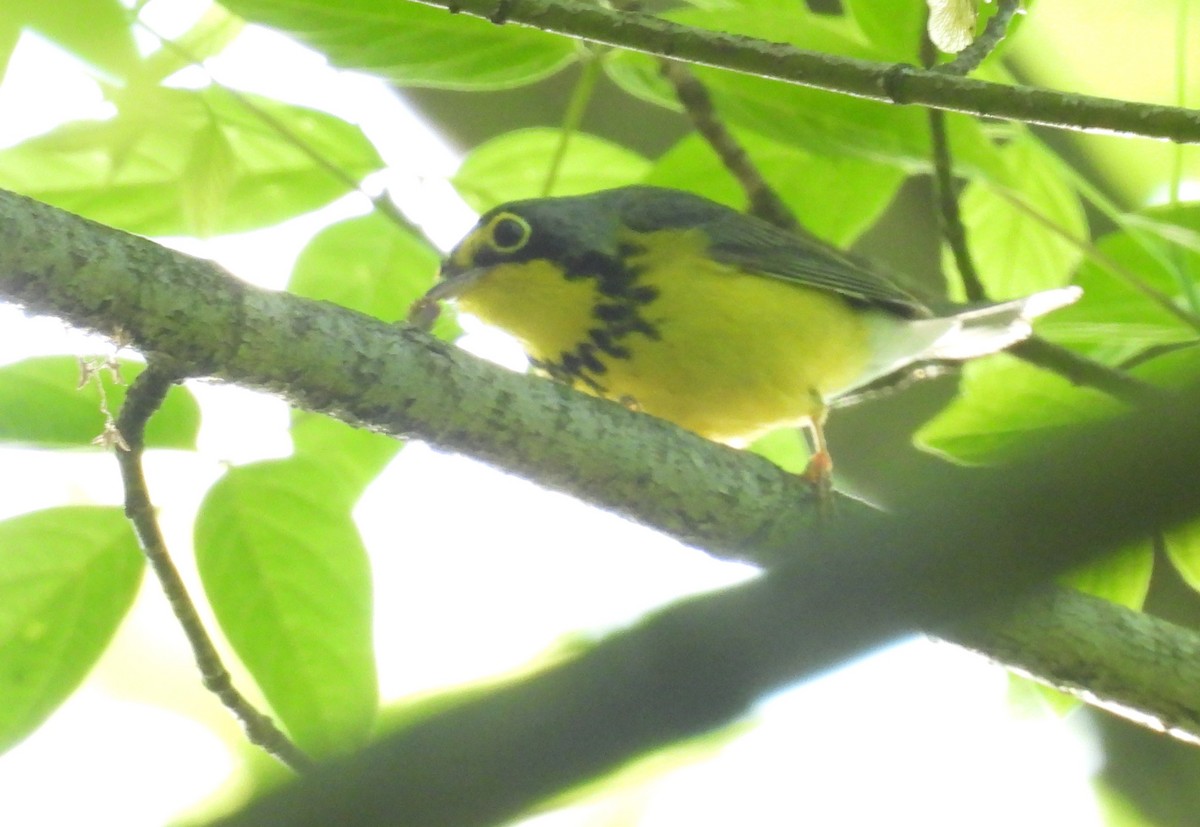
top-left (456, 229), bottom-right (871, 445)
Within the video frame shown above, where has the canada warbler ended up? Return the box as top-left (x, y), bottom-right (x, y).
top-left (413, 185), bottom-right (1080, 479)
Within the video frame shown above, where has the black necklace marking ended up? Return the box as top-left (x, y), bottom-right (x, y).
top-left (534, 241), bottom-right (663, 393)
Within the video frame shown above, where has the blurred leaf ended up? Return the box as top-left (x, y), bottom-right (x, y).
top-left (602, 49), bottom-right (681, 112)
top-left (648, 130), bottom-right (905, 247)
top-left (1164, 517), bottom-right (1200, 595)
top-left (0, 85), bottom-right (383, 236)
top-left (0, 356), bottom-right (199, 449)
top-left (1041, 203), bottom-right (1200, 365)
top-left (0, 507), bottom-right (144, 754)
top-left (1, 0), bottom-right (138, 82)
top-left (290, 212), bottom-right (443, 325)
top-left (221, 0), bottom-right (575, 89)
top-left (535, 716), bottom-right (754, 817)
top-left (453, 128), bottom-right (651, 211)
top-left (843, 0), bottom-right (927, 59)
top-left (915, 354), bottom-right (1124, 465)
top-left (194, 457), bottom-right (377, 756)
top-left (1006, 673), bottom-right (1078, 719)
top-left (747, 428), bottom-right (810, 475)
top-left (134, 6), bottom-right (243, 86)
top-left (1093, 784), bottom-right (1162, 827)
top-left (1128, 340), bottom-right (1200, 388)
top-left (948, 137), bottom-right (1087, 300)
top-left (1063, 540), bottom-right (1153, 611)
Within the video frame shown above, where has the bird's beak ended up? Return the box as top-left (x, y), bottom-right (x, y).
top-left (406, 260), bottom-right (489, 330)
top-left (422, 261), bottom-right (491, 303)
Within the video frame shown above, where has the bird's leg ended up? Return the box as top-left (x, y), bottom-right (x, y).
top-left (800, 400), bottom-right (834, 509)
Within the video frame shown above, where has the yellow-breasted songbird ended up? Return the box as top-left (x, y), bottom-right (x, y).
top-left (413, 185), bottom-right (1080, 480)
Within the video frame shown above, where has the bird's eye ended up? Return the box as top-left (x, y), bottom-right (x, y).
top-left (489, 213), bottom-right (531, 253)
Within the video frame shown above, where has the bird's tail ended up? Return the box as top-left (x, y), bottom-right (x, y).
top-left (848, 286), bottom-right (1082, 398)
top-left (925, 285), bottom-right (1082, 361)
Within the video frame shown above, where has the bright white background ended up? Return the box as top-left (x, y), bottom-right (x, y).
top-left (0, 2), bottom-right (1103, 824)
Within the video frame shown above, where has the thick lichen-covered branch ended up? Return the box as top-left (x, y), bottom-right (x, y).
top-left (5, 187), bottom-right (1200, 824)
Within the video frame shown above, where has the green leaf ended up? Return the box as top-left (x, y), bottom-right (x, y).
top-left (1040, 204), bottom-right (1200, 365)
top-left (0, 86), bottom-right (384, 236)
top-left (289, 213), bottom-right (442, 325)
top-left (1164, 516), bottom-right (1200, 594)
top-left (647, 131), bottom-right (905, 247)
top-left (194, 457), bottom-right (377, 756)
top-left (611, 2), bottom-right (1006, 180)
top-left (948, 137), bottom-right (1087, 300)
top-left (220, 0), bottom-right (575, 89)
top-left (0, 357), bottom-right (200, 449)
top-left (1062, 540), bottom-right (1153, 610)
top-left (0, 0), bottom-right (139, 83)
top-left (0, 507), bottom-right (144, 754)
top-left (747, 428), bottom-right (810, 475)
top-left (134, 6), bottom-right (244, 87)
top-left (606, 47), bottom-right (1003, 181)
top-left (601, 50), bottom-right (680, 112)
top-left (915, 354), bottom-right (1125, 465)
top-left (289, 412), bottom-right (401, 503)
top-left (843, 0), bottom-right (927, 60)
top-left (453, 128), bottom-right (651, 212)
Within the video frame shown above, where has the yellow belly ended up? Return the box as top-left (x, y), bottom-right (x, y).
top-left (456, 234), bottom-right (871, 445)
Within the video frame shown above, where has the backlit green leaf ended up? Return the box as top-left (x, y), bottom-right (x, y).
top-left (1, 0), bottom-right (138, 83)
top-left (0, 86), bottom-right (383, 236)
top-left (0, 357), bottom-right (200, 449)
top-left (290, 213), bottom-right (441, 324)
top-left (1040, 204), bottom-right (1200, 365)
top-left (194, 457), bottom-right (377, 756)
top-left (948, 137), bottom-right (1087, 300)
top-left (0, 507), bottom-right (144, 753)
top-left (220, 0), bottom-right (575, 89)
top-left (1062, 540), bottom-right (1153, 611)
top-left (1164, 516), bottom-right (1200, 594)
top-left (454, 128), bottom-right (651, 212)
top-left (289, 412), bottom-right (401, 504)
top-left (648, 131), bottom-right (905, 247)
top-left (915, 354), bottom-right (1124, 465)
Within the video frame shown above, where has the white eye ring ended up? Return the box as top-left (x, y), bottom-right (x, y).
top-left (488, 213), bottom-right (531, 253)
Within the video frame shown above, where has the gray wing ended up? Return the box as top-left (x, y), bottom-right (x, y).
top-left (614, 186), bottom-right (930, 317)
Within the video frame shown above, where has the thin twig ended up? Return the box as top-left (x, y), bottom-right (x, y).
top-left (920, 26), bottom-right (1164, 407)
top-left (990, 185), bottom-right (1200, 334)
top-left (928, 108), bottom-right (988, 302)
top-left (1010, 337), bottom-right (1168, 406)
top-left (114, 366), bottom-right (314, 773)
top-left (923, 13), bottom-right (988, 302)
top-left (659, 59), bottom-right (802, 233)
top-left (409, 0), bottom-right (1200, 144)
top-left (936, 0), bottom-right (1022, 76)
